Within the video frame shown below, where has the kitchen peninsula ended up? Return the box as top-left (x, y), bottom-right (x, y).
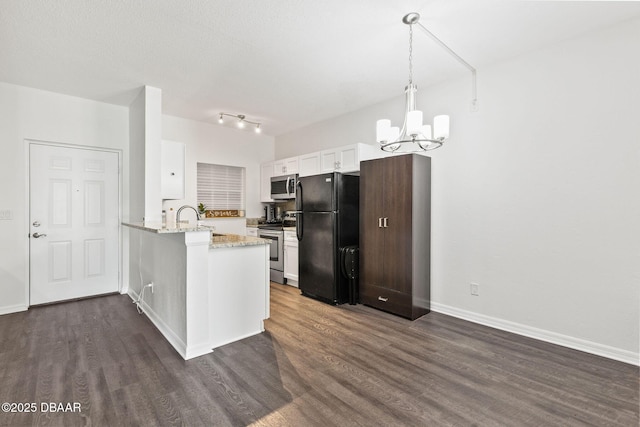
top-left (124, 221), bottom-right (270, 360)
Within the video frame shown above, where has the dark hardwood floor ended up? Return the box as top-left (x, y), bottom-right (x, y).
top-left (0, 283), bottom-right (637, 426)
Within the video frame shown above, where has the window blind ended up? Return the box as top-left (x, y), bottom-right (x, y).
top-left (197, 163), bottom-right (245, 210)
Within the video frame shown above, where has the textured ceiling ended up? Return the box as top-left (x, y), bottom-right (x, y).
top-left (1, 0), bottom-right (639, 136)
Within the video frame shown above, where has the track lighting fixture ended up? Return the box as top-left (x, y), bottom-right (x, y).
top-left (218, 112), bottom-right (262, 133)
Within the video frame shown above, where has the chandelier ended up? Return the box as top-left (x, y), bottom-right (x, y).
top-left (218, 112), bottom-right (262, 133)
top-left (377, 12), bottom-right (467, 153)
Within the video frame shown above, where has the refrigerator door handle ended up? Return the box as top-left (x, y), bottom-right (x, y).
top-left (296, 181), bottom-right (303, 212)
top-left (296, 213), bottom-right (303, 241)
top-left (295, 180), bottom-right (303, 240)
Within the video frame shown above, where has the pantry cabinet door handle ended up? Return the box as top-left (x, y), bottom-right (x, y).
top-left (383, 217), bottom-right (388, 228)
top-left (378, 296), bottom-right (388, 302)
top-left (378, 218), bottom-right (382, 228)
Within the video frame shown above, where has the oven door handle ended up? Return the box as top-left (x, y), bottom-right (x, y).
top-left (259, 231), bottom-right (281, 238)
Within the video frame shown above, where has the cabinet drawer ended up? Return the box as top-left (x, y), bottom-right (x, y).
top-left (359, 284), bottom-right (412, 319)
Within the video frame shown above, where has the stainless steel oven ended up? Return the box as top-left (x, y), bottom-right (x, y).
top-left (258, 227), bottom-right (285, 284)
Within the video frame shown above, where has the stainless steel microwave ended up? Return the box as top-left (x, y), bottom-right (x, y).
top-left (270, 174), bottom-right (297, 199)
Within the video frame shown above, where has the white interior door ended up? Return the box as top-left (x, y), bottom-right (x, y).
top-left (29, 143), bottom-right (120, 305)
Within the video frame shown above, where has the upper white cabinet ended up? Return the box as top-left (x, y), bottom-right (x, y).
top-left (161, 140), bottom-right (185, 200)
top-left (322, 144), bottom-right (378, 173)
top-left (299, 152), bottom-right (321, 177)
top-left (266, 143), bottom-right (380, 188)
top-left (298, 144), bottom-right (379, 177)
top-left (273, 157), bottom-right (299, 176)
top-left (260, 161), bottom-right (275, 202)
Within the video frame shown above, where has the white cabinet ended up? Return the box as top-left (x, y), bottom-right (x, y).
top-left (246, 227), bottom-right (258, 237)
top-left (284, 157), bottom-right (299, 174)
top-left (260, 162), bottom-right (275, 202)
top-left (299, 152), bottom-right (321, 177)
top-left (263, 144), bottom-right (380, 196)
top-left (273, 156), bottom-right (299, 176)
top-left (298, 144), bottom-right (378, 177)
top-left (284, 230), bottom-right (298, 286)
top-left (161, 140), bottom-right (185, 199)
top-left (320, 144), bottom-right (377, 174)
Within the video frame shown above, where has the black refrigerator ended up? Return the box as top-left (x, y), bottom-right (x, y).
top-left (296, 172), bottom-right (359, 304)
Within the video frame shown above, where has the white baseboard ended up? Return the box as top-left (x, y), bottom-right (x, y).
top-left (430, 302), bottom-right (639, 366)
top-left (127, 291), bottom-right (212, 360)
top-left (0, 304), bottom-right (28, 316)
top-left (212, 329), bottom-right (264, 350)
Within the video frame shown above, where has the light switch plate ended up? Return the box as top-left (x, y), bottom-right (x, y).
top-left (0, 210), bottom-right (13, 220)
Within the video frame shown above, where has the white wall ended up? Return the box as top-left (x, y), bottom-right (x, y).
top-left (275, 19), bottom-right (640, 363)
top-left (0, 82), bottom-right (129, 314)
top-left (129, 86), bottom-right (163, 223)
top-left (162, 115), bottom-right (275, 233)
top-left (129, 88), bottom-right (145, 223)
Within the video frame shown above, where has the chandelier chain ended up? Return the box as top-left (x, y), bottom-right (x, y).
top-left (408, 23), bottom-right (413, 85)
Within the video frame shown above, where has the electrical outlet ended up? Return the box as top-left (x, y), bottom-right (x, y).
top-left (470, 283), bottom-right (479, 296)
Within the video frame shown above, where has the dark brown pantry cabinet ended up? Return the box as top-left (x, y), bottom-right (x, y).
top-left (359, 154), bottom-right (431, 320)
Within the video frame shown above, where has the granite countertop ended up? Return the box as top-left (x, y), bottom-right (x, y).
top-left (122, 222), bottom-right (268, 248)
top-left (209, 234), bottom-right (269, 249)
top-left (122, 221), bottom-right (210, 233)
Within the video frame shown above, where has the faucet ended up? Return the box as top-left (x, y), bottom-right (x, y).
top-left (176, 205), bottom-right (201, 224)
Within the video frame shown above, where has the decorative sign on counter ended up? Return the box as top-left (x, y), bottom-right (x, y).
top-left (205, 210), bottom-right (244, 218)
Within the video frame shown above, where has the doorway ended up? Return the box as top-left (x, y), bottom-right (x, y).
top-left (29, 142), bottom-right (121, 305)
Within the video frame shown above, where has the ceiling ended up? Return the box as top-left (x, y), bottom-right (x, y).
top-left (1, 0), bottom-right (639, 136)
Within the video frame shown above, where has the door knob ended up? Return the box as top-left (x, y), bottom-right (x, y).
top-left (32, 232), bottom-right (47, 238)
top-left (32, 221), bottom-right (41, 227)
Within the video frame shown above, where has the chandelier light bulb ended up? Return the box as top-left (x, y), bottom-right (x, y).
top-left (376, 119), bottom-right (391, 143)
top-left (387, 126), bottom-right (401, 151)
top-left (433, 115), bottom-right (450, 140)
top-left (406, 110), bottom-right (423, 136)
top-left (421, 124), bottom-right (432, 140)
